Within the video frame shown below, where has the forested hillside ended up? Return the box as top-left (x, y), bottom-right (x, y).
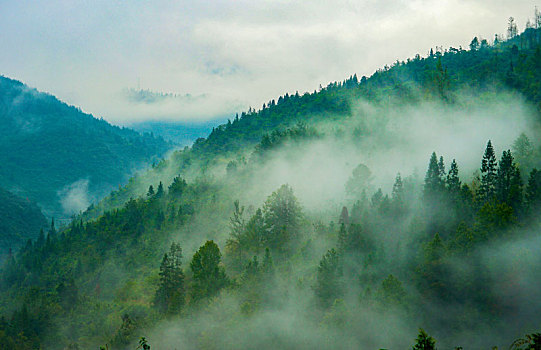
top-left (0, 76), bottom-right (173, 218)
top-left (1, 22), bottom-right (541, 350)
top-left (0, 187), bottom-right (47, 258)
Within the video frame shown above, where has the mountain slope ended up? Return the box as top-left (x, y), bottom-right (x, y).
top-left (0, 187), bottom-right (47, 257)
top-left (0, 76), bottom-right (173, 217)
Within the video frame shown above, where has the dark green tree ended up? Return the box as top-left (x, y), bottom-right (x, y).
top-left (154, 243), bottom-right (185, 314)
top-left (424, 152), bottom-right (444, 201)
top-left (526, 168), bottom-right (541, 211)
top-left (412, 328), bottom-right (437, 350)
top-left (190, 240), bottom-right (228, 301)
top-left (496, 150), bottom-right (523, 211)
top-left (314, 248), bottom-right (343, 308)
top-left (446, 159), bottom-right (461, 195)
top-left (168, 176), bottom-right (187, 196)
top-left (478, 140), bottom-right (498, 204)
top-left (156, 182), bottom-right (164, 198)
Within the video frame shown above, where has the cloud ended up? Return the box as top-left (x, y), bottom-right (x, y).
top-left (58, 179), bottom-right (91, 215)
top-left (0, 0), bottom-right (536, 124)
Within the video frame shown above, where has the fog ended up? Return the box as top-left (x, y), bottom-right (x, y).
top-left (109, 89), bottom-right (541, 349)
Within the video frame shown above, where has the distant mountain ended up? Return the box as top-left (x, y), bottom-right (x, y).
top-left (0, 76), bottom-right (173, 218)
top-left (0, 186), bottom-right (47, 257)
top-left (129, 119), bottom-right (226, 145)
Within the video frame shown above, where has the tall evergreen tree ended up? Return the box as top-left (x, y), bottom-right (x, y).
top-left (154, 243), bottom-right (185, 314)
top-left (478, 140), bottom-right (498, 204)
top-left (156, 182), bottom-right (164, 198)
top-left (496, 150), bottom-right (523, 211)
top-left (526, 168), bottom-right (541, 211)
top-left (314, 248), bottom-right (343, 307)
top-left (446, 159), bottom-right (461, 195)
top-left (424, 152), bottom-right (444, 201)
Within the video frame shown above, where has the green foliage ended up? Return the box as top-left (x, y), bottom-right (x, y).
top-left (314, 248), bottom-right (343, 307)
top-left (377, 274), bottom-right (407, 306)
top-left (478, 140), bottom-right (498, 205)
top-left (262, 184), bottom-right (302, 254)
top-left (510, 333), bottom-right (541, 350)
top-left (412, 328), bottom-right (437, 350)
top-left (190, 240), bottom-right (228, 302)
top-left (0, 187), bottom-right (47, 256)
top-left (154, 243), bottom-right (185, 315)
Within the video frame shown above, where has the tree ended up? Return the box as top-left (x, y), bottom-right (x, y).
top-left (412, 329), bottom-right (437, 350)
top-left (225, 200), bottom-right (246, 267)
top-left (496, 150), bottom-right (523, 211)
top-left (434, 58), bottom-right (450, 100)
top-left (512, 133), bottom-right (534, 171)
top-left (346, 163), bottom-right (372, 198)
top-left (262, 185), bottom-right (302, 253)
top-left (314, 249), bottom-right (343, 307)
top-left (510, 332), bottom-right (541, 350)
top-left (478, 140), bottom-right (498, 204)
top-left (154, 243), bottom-right (185, 314)
top-left (424, 152), bottom-right (444, 201)
top-left (190, 240), bottom-right (228, 301)
top-left (526, 169), bottom-right (541, 211)
top-left (446, 159), bottom-right (461, 195)
top-left (156, 182), bottom-right (164, 198)
top-left (392, 173), bottom-right (405, 215)
top-left (469, 37), bottom-right (480, 51)
top-left (377, 274), bottom-right (406, 306)
top-left (147, 185), bottom-right (155, 197)
top-left (243, 208), bottom-right (265, 254)
top-left (168, 176), bottom-right (187, 196)
top-left (508, 17), bottom-right (518, 39)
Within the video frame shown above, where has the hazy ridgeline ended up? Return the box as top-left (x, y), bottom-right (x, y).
top-left (2, 27), bottom-right (541, 349)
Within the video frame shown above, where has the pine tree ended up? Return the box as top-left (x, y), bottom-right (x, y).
top-left (525, 168), bottom-right (541, 211)
top-left (478, 140), bottom-right (498, 204)
top-left (412, 329), bottom-right (437, 350)
top-left (337, 223), bottom-right (348, 253)
top-left (314, 248), bottom-right (343, 307)
top-left (496, 150), bottom-right (523, 211)
top-left (438, 156), bottom-right (445, 178)
top-left (154, 243), bottom-right (185, 314)
top-left (168, 176), bottom-right (187, 195)
top-left (424, 152), bottom-right (444, 201)
top-left (147, 185), bottom-right (155, 197)
top-left (392, 173), bottom-right (405, 215)
top-left (446, 159), bottom-right (461, 194)
top-left (156, 182), bottom-right (164, 198)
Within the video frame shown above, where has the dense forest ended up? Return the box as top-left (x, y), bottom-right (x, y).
top-left (1, 16), bottom-right (541, 349)
top-left (0, 187), bottom-right (47, 259)
top-left (0, 76), bottom-right (173, 218)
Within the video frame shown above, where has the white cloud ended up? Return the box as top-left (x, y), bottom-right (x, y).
top-left (0, 0), bottom-right (536, 124)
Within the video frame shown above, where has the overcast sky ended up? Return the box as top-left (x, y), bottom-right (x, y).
top-left (0, 0), bottom-right (537, 124)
